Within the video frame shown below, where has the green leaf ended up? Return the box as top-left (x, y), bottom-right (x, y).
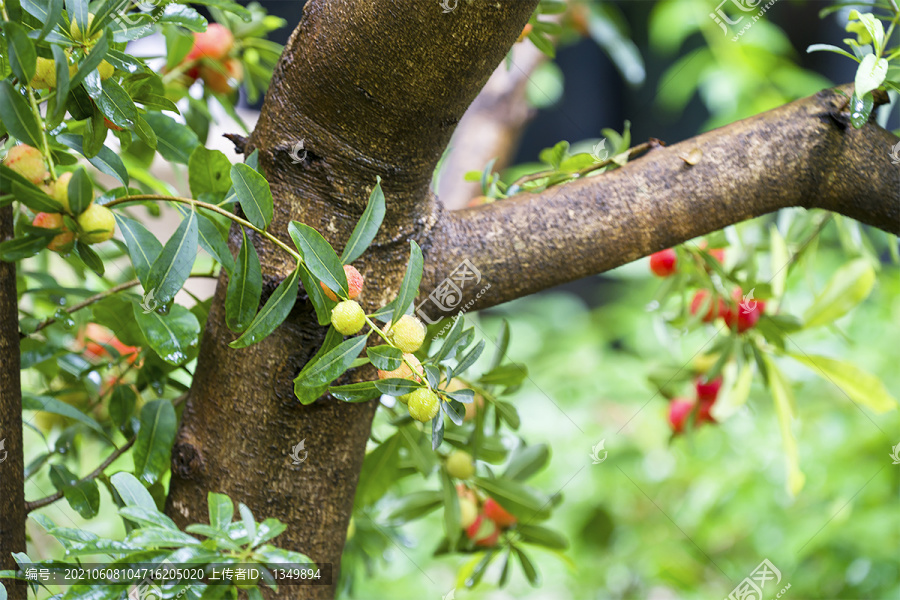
top-left (806, 43), bottom-right (859, 61)
top-left (239, 503), bottom-right (256, 542)
top-left (133, 114), bottom-right (158, 150)
top-left (229, 265), bottom-right (300, 349)
top-left (341, 178), bottom-right (386, 264)
top-left (74, 240), bottom-right (104, 276)
top-left (473, 477), bottom-right (552, 521)
top-left (356, 432), bottom-right (401, 505)
top-left (516, 524), bottom-right (568, 550)
top-left (143, 112), bottom-right (199, 164)
top-left (132, 400), bottom-right (177, 486)
top-left (504, 444), bottom-right (549, 481)
top-left (133, 303), bottom-right (200, 365)
top-left (109, 472), bottom-right (156, 511)
top-left (208, 492), bottom-right (234, 529)
top-left (803, 258), bottom-right (875, 328)
top-left (440, 467), bottom-right (461, 547)
top-left (109, 385), bottom-right (137, 428)
top-left (298, 262), bottom-right (332, 326)
top-left (50, 45), bottom-right (71, 121)
top-left (225, 228), bottom-right (262, 333)
top-left (855, 53), bottom-right (888, 98)
top-left (49, 464), bottom-right (101, 519)
top-left (327, 381), bottom-right (382, 402)
top-left (57, 134), bottom-right (129, 186)
top-left (288, 222), bottom-right (347, 298)
top-left (366, 345), bottom-right (403, 371)
top-left (115, 215), bottom-right (162, 289)
top-left (391, 241), bottom-right (423, 326)
top-left (127, 527), bottom-right (201, 548)
top-left (3, 22), bottom-right (36, 84)
top-left (22, 393), bottom-right (105, 437)
top-left (789, 353), bottom-right (897, 413)
top-left (384, 490), bottom-right (443, 524)
top-left (10, 180), bottom-right (62, 213)
top-left (67, 0), bottom-right (89, 39)
top-left (96, 78), bottom-right (138, 129)
top-left (0, 80), bottom-right (42, 147)
top-left (146, 209), bottom-right (199, 306)
top-left (67, 167), bottom-right (93, 215)
top-left (769, 225), bottom-right (789, 299)
top-left (513, 546), bottom-right (541, 586)
top-left (374, 378), bottom-right (423, 396)
top-left (118, 506), bottom-right (178, 530)
top-left (480, 363), bottom-right (527, 387)
top-left (491, 320), bottom-right (510, 370)
top-left (231, 163), bottom-right (273, 230)
top-left (294, 335), bottom-right (368, 404)
top-left (189, 147), bottom-right (233, 200)
top-left (70, 33), bottom-right (110, 90)
top-left (177, 206), bottom-right (234, 275)
top-left (452, 339), bottom-right (485, 378)
top-left (158, 4), bottom-right (208, 31)
top-left (0, 235), bottom-right (48, 262)
top-left (762, 355), bottom-right (805, 496)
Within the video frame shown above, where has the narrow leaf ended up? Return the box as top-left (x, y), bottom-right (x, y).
top-left (391, 241), bottom-right (423, 326)
top-left (229, 265), bottom-right (300, 349)
top-left (341, 178), bottom-right (386, 264)
top-left (225, 228), bottom-right (262, 333)
top-left (231, 163), bottom-right (273, 230)
top-left (146, 209), bottom-right (199, 306)
top-left (132, 400), bottom-right (177, 486)
top-left (288, 222), bottom-right (347, 297)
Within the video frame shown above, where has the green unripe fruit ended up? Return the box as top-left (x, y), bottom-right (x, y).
top-left (407, 388), bottom-right (439, 422)
top-left (446, 450), bottom-right (475, 480)
top-left (30, 57), bottom-right (57, 89)
top-left (77, 204), bottom-right (115, 244)
top-left (331, 300), bottom-right (366, 335)
top-left (387, 315), bottom-right (425, 353)
top-left (45, 171), bottom-right (73, 213)
top-left (397, 392), bottom-right (413, 405)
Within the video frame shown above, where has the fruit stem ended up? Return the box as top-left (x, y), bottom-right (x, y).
top-left (105, 194), bottom-right (302, 262)
top-left (362, 313), bottom-right (432, 391)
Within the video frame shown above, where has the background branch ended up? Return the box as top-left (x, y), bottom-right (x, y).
top-left (423, 86), bottom-right (900, 311)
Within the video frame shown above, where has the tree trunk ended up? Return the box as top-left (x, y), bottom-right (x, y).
top-left (165, 2), bottom-right (538, 598)
top-left (0, 204), bottom-right (26, 600)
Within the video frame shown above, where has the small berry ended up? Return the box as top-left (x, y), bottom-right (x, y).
top-left (456, 483), bottom-right (477, 505)
top-left (199, 58), bottom-right (243, 94)
top-left (668, 398), bottom-right (694, 434)
top-left (32, 212), bottom-right (74, 253)
top-left (465, 514), bottom-right (499, 547)
top-left (483, 497), bottom-right (517, 528)
top-left (407, 388), bottom-right (439, 422)
top-left (321, 265), bottom-right (364, 301)
top-left (76, 204), bottom-right (115, 244)
top-left (709, 248), bottom-right (726, 264)
top-left (331, 300), bottom-right (366, 335)
top-left (723, 289), bottom-right (764, 333)
top-left (690, 289), bottom-right (725, 323)
top-left (649, 249), bottom-right (677, 277)
top-left (446, 450), bottom-right (475, 480)
top-left (387, 315), bottom-right (425, 353)
top-left (30, 57), bottom-right (57, 89)
top-left (697, 399), bottom-right (716, 425)
top-left (459, 496), bottom-right (478, 529)
top-left (186, 24), bottom-right (234, 62)
top-left (695, 376), bottom-right (722, 403)
top-left (4, 145), bottom-right (48, 184)
top-left (44, 172), bottom-right (73, 213)
top-left (98, 60), bottom-right (114, 80)
top-left (517, 23), bottom-right (533, 43)
top-left (446, 378), bottom-right (483, 422)
top-left (377, 353), bottom-right (423, 381)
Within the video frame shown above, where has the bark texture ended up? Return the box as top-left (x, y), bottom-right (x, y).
top-left (165, 2), bottom-right (538, 598)
top-left (0, 204), bottom-right (26, 600)
top-left (423, 86), bottom-right (900, 311)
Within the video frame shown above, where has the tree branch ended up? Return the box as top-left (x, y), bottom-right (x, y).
top-left (423, 86), bottom-right (900, 312)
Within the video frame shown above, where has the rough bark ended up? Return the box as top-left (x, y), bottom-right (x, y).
top-left (165, 2), bottom-right (539, 598)
top-left (423, 86), bottom-right (900, 311)
top-left (0, 204), bottom-right (26, 600)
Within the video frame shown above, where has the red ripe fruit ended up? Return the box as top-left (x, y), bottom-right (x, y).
top-left (649, 249), bottom-right (677, 277)
top-left (32, 212), bottom-right (74, 252)
top-left (465, 514), bottom-right (499, 547)
top-left (724, 288), bottom-right (765, 333)
top-left (668, 398), bottom-right (694, 434)
top-left (199, 58), bottom-right (243, 95)
top-left (709, 248), bottom-right (726, 264)
top-left (697, 399), bottom-right (716, 425)
top-left (321, 265), bottom-right (364, 302)
top-left (690, 289), bottom-right (725, 323)
top-left (695, 376), bottom-right (722, 403)
top-left (185, 23), bottom-right (234, 62)
top-left (483, 497), bottom-right (517, 528)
